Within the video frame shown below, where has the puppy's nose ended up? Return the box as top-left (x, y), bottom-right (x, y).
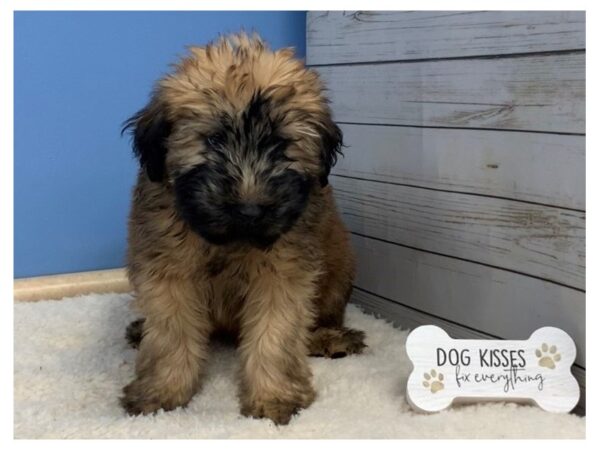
top-left (238, 203), bottom-right (264, 220)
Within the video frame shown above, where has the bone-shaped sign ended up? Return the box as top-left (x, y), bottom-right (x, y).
top-left (406, 325), bottom-right (579, 413)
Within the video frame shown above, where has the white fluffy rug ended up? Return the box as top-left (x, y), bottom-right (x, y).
top-left (14, 293), bottom-right (585, 439)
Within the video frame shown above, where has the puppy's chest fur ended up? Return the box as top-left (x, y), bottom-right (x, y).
top-left (204, 252), bottom-right (251, 332)
top-left (203, 226), bottom-right (324, 333)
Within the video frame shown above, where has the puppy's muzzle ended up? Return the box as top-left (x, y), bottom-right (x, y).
top-left (236, 203), bottom-right (264, 222)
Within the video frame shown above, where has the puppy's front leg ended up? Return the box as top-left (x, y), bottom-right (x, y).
top-left (121, 279), bottom-right (211, 415)
top-left (238, 268), bottom-right (317, 425)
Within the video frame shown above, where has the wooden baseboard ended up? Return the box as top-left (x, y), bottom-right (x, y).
top-left (14, 268), bottom-right (131, 302)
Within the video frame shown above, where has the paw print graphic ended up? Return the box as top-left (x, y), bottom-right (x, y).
top-left (535, 343), bottom-right (561, 369)
top-left (423, 369), bottom-right (444, 393)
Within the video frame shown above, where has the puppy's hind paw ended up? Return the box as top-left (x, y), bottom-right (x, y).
top-left (308, 326), bottom-right (367, 358)
top-left (125, 318), bottom-right (145, 349)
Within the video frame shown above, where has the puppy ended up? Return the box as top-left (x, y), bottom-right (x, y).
top-left (120, 33), bottom-right (365, 425)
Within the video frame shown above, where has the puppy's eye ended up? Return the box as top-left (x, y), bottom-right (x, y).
top-left (205, 132), bottom-right (225, 149)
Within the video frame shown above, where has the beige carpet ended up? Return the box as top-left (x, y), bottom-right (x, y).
top-left (14, 293), bottom-right (585, 438)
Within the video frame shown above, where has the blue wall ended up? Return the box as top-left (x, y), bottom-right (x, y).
top-left (14, 11), bottom-right (307, 278)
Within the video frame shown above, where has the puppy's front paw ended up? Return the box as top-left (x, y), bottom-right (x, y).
top-left (120, 378), bottom-right (189, 416)
top-left (241, 393), bottom-right (314, 425)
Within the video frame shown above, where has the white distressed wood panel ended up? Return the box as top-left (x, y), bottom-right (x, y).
top-left (331, 177), bottom-right (585, 289)
top-left (310, 10), bottom-right (587, 414)
top-left (307, 11), bottom-right (585, 65)
top-left (351, 288), bottom-right (585, 412)
top-left (334, 124), bottom-right (585, 210)
top-left (315, 53), bottom-right (584, 133)
top-left (349, 234), bottom-right (586, 367)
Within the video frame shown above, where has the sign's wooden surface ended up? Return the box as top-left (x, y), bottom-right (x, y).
top-left (406, 325), bottom-right (579, 413)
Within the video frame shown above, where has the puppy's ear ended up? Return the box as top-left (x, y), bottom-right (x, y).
top-left (122, 97), bottom-right (172, 182)
top-left (317, 114), bottom-right (343, 187)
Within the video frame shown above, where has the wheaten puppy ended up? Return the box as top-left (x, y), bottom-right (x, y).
top-left (121, 33), bottom-right (365, 425)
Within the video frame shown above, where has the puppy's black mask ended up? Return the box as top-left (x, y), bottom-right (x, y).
top-left (174, 164), bottom-right (311, 248)
top-left (124, 92), bottom-right (342, 248)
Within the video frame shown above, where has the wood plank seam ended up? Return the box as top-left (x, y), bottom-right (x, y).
top-left (332, 173), bottom-right (585, 213)
top-left (316, 53), bottom-right (584, 133)
top-left (350, 232), bottom-right (585, 293)
top-left (307, 48), bottom-right (586, 68)
top-left (332, 123), bottom-right (584, 209)
top-left (353, 285), bottom-right (504, 338)
top-left (334, 121), bottom-right (585, 137)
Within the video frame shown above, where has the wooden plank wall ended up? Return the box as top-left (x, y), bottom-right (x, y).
top-left (307, 11), bottom-right (585, 410)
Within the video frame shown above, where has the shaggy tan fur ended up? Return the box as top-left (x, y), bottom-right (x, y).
top-left (121, 33), bottom-right (365, 425)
